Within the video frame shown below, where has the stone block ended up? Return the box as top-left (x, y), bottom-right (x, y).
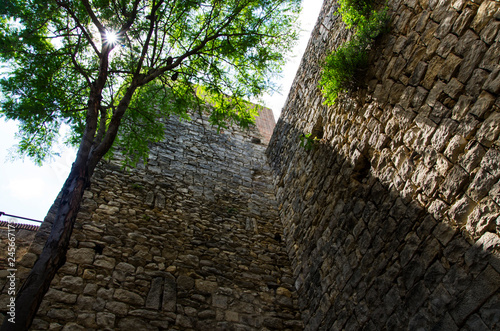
top-left (195, 279), bottom-right (219, 294)
top-left (455, 30), bottom-right (479, 57)
top-left (45, 289), bottom-right (78, 304)
top-left (440, 165), bottom-right (470, 202)
top-left (422, 20), bottom-right (439, 46)
top-left (395, 8), bottom-right (413, 34)
top-left (468, 168), bottom-right (498, 202)
top-left (449, 195), bottom-right (477, 226)
top-left (457, 40), bottom-right (488, 83)
top-left (415, 10), bottom-right (431, 33)
top-left (105, 301), bottom-right (129, 316)
top-left (67, 248), bottom-right (95, 265)
top-left (47, 308), bottom-right (76, 321)
top-left (450, 266), bottom-right (500, 325)
top-left (444, 135), bottom-right (467, 162)
top-left (480, 42), bottom-right (500, 72)
top-left (177, 274), bottom-right (195, 291)
top-left (438, 53), bottom-right (462, 82)
top-left (476, 111), bottom-right (500, 147)
top-left (481, 148), bottom-right (500, 178)
top-left (480, 20), bottom-right (500, 45)
top-left (483, 66), bottom-right (500, 94)
top-left (471, 0), bottom-right (500, 33)
top-left (462, 142), bottom-right (487, 173)
top-left (444, 78), bottom-right (464, 100)
top-left (393, 35), bottom-right (408, 55)
top-left (451, 95), bottom-right (474, 121)
top-left (146, 277), bottom-right (164, 309)
top-left (467, 197), bottom-right (500, 236)
top-left (422, 56), bottom-right (446, 89)
top-left (456, 114), bottom-right (481, 139)
top-left (426, 80), bottom-right (446, 109)
top-left (466, 69), bottom-right (489, 97)
top-left (436, 153), bottom-right (452, 176)
top-left (400, 232), bottom-right (421, 267)
top-left (436, 34), bottom-right (459, 58)
top-left (434, 11), bottom-right (459, 39)
top-left (412, 86), bottom-right (429, 108)
top-left (59, 276), bottom-right (85, 293)
top-left (424, 260), bottom-right (447, 291)
top-left (389, 82), bottom-right (406, 105)
top-left (432, 119), bottom-right (459, 152)
top-left (429, 284), bottom-right (453, 316)
top-left (113, 289), bottom-right (145, 306)
top-left (93, 255), bottom-right (116, 270)
top-left (453, 8), bottom-right (476, 36)
top-left (77, 313), bottom-right (98, 328)
top-left (413, 115), bottom-right (437, 152)
top-left (96, 312), bottom-right (116, 329)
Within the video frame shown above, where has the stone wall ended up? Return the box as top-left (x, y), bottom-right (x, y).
top-left (267, 0), bottom-right (500, 330)
top-left (254, 107), bottom-right (276, 144)
top-left (0, 221), bottom-right (38, 271)
top-left (0, 111), bottom-right (303, 330)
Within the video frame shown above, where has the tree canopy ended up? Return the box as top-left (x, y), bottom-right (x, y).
top-left (1, 0), bottom-right (300, 166)
top-left (0, 1), bottom-right (300, 329)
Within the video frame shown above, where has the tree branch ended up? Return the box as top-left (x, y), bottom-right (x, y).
top-left (70, 34), bottom-right (92, 87)
top-left (134, 0), bottom-right (164, 76)
top-left (81, 0), bottom-right (105, 34)
top-left (55, 0), bottom-right (101, 57)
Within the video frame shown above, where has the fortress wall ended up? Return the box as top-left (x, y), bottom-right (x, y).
top-left (1, 111), bottom-right (303, 330)
top-left (267, 0), bottom-right (500, 329)
top-left (0, 222), bottom-right (38, 272)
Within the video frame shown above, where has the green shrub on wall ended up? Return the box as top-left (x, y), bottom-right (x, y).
top-left (320, 1), bottom-right (389, 105)
top-left (337, 0), bottom-right (372, 28)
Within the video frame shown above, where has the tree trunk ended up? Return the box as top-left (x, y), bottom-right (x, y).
top-left (0, 44), bottom-right (139, 330)
top-left (0, 81), bottom-right (102, 330)
top-left (1, 160), bottom-right (89, 331)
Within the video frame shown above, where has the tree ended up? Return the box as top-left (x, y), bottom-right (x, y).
top-left (0, 0), bottom-right (299, 329)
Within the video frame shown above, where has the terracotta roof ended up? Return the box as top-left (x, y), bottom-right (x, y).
top-left (0, 220), bottom-right (40, 231)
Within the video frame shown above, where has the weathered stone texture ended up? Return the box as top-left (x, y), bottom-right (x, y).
top-left (267, 0), bottom-right (500, 329)
top-left (0, 223), bottom-right (38, 286)
top-left (1, 111), bottom-right (302, 330)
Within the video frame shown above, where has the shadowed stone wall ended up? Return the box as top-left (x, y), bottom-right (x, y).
top-left (267, 0), bottom-right (500, 329)
top-left (0, 222), bottom-right (38, 272)
top-left (0, 111), bottom-right (303, 330)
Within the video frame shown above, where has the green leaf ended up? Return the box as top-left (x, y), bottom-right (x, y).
top-left (1, 0), bottom-right (301, 166)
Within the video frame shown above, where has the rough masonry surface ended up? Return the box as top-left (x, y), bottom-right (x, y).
top-left (0, 109), bottom-right (303, 330)
top-left (267, 0), bottom-right (500, 329)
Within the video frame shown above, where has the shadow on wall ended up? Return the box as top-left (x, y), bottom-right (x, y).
top-left (0, 112), bottom-right (303, 330)
top-left (267, 119), bottom-right (500, 330)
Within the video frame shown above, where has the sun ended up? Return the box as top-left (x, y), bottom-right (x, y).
top-left (105, 30), bottom-right (118, 45)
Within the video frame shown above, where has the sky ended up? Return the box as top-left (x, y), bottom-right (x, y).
top-left (0, 0), bottom-right (323, 224)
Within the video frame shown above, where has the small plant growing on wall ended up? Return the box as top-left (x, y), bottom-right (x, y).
top-left (300, 133), bottom-right (318, 151)
top-left (131, 183), bottom-right (144, 191)
top-left (300, 116), bottom-right (324, 151)
top-left (319, 0), bottom-right (389, 105)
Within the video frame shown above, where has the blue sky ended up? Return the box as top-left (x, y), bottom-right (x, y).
top-left (0, 0), bottom-right (323, 224)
